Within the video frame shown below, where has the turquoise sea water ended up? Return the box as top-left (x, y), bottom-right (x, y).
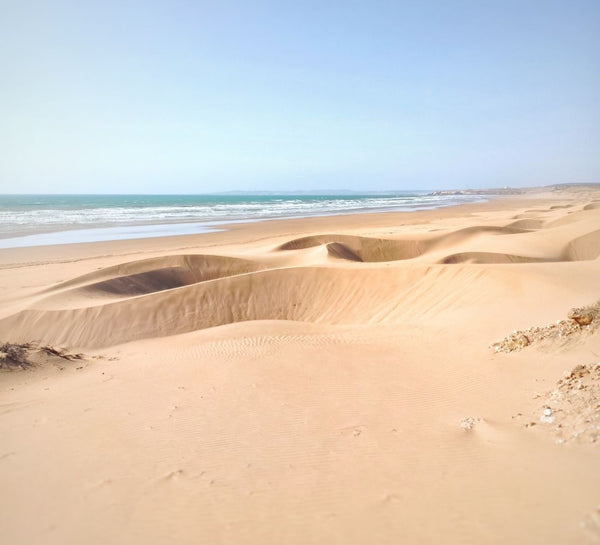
top-left (0, 193), bottom-right (485, 248)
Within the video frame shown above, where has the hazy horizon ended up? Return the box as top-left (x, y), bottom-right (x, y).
top-left (2, 1), bottom-right (599, 193)
top-left (1, 181), bottom-right (597, 196)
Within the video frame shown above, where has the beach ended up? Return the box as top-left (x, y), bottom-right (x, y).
top-left (1, 185), bottom-right (600, 544)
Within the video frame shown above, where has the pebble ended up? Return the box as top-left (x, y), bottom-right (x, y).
top-left (460, 417), bottom-right (477, 431)
top-left (540, 408), bottom-right (555, 423)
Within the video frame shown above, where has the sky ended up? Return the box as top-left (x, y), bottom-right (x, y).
top-left (1, 0), bottom-right (599, 193)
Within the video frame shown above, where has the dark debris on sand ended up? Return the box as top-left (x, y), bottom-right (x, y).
top-left (0, 342), bottom-right (84, 371)
top-left (0, 342), bottom-right (32, 369)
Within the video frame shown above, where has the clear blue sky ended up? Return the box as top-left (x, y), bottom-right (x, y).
top-left (2, 0), bottom-right (599, 193)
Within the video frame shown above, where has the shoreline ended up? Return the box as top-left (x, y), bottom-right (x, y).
top-left (2, 184), bottom-right (597, 250)
top-left (0, 193), bottom-right (559, 268)
top-left (0, 193), bottom-right (488, 249)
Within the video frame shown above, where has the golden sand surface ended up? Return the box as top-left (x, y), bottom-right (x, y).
top-left (1, 186), bottom-right (600, 544)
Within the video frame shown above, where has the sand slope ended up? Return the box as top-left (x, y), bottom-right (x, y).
top-left (1, 189), bottom-right (600, 544)
top-left (1, 196), bottom-right (599, 348)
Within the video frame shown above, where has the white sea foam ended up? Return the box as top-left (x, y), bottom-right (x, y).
top-left (0, 193), bottom-right (486, 247)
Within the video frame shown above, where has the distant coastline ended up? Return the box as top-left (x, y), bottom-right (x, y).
top-left (428, 182), bottom-right (600, 196)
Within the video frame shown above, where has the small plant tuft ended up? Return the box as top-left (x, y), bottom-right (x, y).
top-left (0, 342), bottom-right (32, 369)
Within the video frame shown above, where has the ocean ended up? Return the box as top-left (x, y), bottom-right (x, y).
top-left (0, 193), bottom-right (485, 248)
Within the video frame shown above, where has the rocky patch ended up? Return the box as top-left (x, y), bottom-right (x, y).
top-left (492, 300), bottom-right (599, 353)
top-left (530, 363), bottom-right (600, 445)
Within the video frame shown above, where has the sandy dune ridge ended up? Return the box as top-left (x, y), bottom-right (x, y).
top-left (1, 195), bottom-right (600, 348)
top-left (1, 189), bottom-right (600, 544)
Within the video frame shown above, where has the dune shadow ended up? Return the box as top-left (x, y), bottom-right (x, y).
top-left (45, 254), bottom-right (264, 299)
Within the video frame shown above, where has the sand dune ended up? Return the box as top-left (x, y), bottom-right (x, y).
top-left (277, 226), bottom-right (529, 263)
top-left (277, 233), bottom-right (427, 261)
top-left (35, 254), bottom-right (265, 309)
top-left (46, 254), bottom-right (263, 293)
top-left (0, 265), bottom-right (478, 347)
top-left (563, 229), bottom-right (600, 261)
top-left (1, 189), bottom-right (600, 545)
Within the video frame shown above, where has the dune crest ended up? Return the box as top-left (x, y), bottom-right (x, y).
top-left (1, 197), bottom-right (600, 348)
